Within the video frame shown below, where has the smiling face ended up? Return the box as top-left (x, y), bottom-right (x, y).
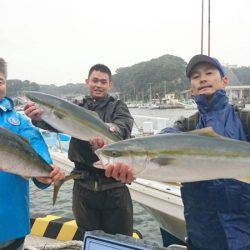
top-left (190, 63), bottom-right (228, 97)
top-left (86, 70), bottom-right (112, 99)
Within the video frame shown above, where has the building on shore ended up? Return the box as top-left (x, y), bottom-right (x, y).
top-left (180, 85), bottom-right (250, 104)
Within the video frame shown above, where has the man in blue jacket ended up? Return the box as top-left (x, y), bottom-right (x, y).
top-left (105, 55), bottom-right (250, 249)
top-left (0, 58), bottom-right (65, 250)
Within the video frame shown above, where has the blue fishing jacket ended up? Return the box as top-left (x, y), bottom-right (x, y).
top-left (0, 97), bottom-right (52, 244)
top-left (163, 90), bottom-right (250, 250)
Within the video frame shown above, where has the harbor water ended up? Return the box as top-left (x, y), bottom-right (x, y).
top-left (30, 108), bottom-right (197, 245)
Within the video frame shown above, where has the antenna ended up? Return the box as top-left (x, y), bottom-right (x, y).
top-left (208, 0), bottom-right (211, 55)
top-left (201, 0), bottom-right (211, 55)
top-left (201, 0), bottom-right (204, 54)
top-left (149, 83), bottom-right (152, 104)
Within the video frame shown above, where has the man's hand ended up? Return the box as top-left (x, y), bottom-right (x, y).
top-left (90, 126), bottom-right (118, 150)
top-left (24, 102), bottom-right (43, 121)
top-left (36, 165), bottom-right (65, 184)
top-left (105, 162), bottom-right (135, 184)
top-left (90, 136), bottom-right (106, 150)
top-left (109, 126), bottom-right (117, 133)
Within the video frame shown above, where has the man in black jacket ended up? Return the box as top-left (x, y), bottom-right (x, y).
top-left (24, 64), bottom-right (134, 238)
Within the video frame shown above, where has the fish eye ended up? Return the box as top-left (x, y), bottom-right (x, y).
top-left (111, 151), bottom-right (122, 157)
top-left (103, 150), bottom-right (122, 158)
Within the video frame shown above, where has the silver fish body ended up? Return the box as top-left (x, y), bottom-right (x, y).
top-left (24, 91), bottom-right (121, 143)
top-left (95, 128), bottom-right (250, 183)
top-left (0, 126), bottom-right (52, 177)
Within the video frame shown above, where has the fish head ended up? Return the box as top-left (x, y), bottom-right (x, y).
top-left (24, 91), bottom-right (43, 104)
top-left (94, 142), bottom-right (149, 173)
top-left (24, 91), bottom-right (68, 121)
top-left (24, 91), bottom-right (59, 110)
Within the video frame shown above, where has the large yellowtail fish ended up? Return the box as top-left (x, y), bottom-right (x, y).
top-left (0, 126), bottom-right (78, 204)
top-left (95, 128), bottom-right (250, 183)
top-left (24, 91), bottom-right (121, 143)
top-left (0, 126), bottom-right (52, 177)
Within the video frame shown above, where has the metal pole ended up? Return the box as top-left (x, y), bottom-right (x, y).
top-left (164, 81), bottom-right (167, 97)
top-left (201, 0), bottom-right (204, 54)
top-left (149, 83), bottom-right (152, 104)
top-left (208, 0), bottom-right (211, 55)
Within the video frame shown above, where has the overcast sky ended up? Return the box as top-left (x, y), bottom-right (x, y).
top-left (1, 0), bottom-right (250, 85)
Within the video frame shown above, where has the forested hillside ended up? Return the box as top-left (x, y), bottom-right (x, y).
top-left (232, 66), bottom-right (250, 85)
top-left (112, 54), bottom-right (189, 101)
top-left (6, 80), bottom-right (88, 98)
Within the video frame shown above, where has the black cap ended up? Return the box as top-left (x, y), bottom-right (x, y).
top-left (186, 54), bottom-right (225, 78)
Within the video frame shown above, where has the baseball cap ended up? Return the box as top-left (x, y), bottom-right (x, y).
top-left (186, 54), bottom-right (226, 78)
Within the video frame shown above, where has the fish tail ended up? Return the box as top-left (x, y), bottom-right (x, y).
top-left (53, 179), bottom-right (65, 206)
top-left (53, 173), bottom-right (81, 205)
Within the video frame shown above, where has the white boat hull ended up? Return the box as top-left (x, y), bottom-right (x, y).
top-left (128, 179), bottom-right (186, 241)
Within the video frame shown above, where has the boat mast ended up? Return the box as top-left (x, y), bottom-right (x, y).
top-left (208, 0), bottom-right (211, 56)
top-left (201, 0), bottom-right (211, 55)
top-left (201, 0), bottom-right (204, 54)
top-left (149, 83), bottom-right (152, 104)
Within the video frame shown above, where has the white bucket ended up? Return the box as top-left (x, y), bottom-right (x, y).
top-left (142, 121), bottom-right (154, 135)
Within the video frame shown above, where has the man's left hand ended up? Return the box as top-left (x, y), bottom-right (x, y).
top-left (90, 136), bottom-right (106, 150)
top-left (90, 127), bottom-right (117, 150)
top-left (109, 126), bottom-right (117, 133)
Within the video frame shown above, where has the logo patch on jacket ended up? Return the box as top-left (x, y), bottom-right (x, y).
top-left (0, 105), bottom-right (7, 112)
top-left (7, 117), bottom-right (20, 126)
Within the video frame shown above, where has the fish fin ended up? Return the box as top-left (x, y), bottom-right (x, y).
top-left (236, 177), bottom-right (250, 183)
top-left (93, 161), bottom-right (105, 169)
top-left (53, 173), bottom-right (81, 205)
top-left (189, 127), bottom-right (220, 137)
top-left (150, 156), bottom-right (176, 166)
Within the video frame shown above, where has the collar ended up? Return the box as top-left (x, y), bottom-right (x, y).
top-left (194, 89), bottom-right (228, 114)
top-left (85, 95), bottom-right (113, 102)
top-left (84, 95), bottom-right (115, 105)
top-left (82, 95), bottom-right (115, 110)
top-left (0, 97), bottom-right (14, 112)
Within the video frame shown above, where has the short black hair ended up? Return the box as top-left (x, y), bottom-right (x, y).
top-left (88, 64), bottom-right (112, 80)
top-left (0, 58), bottom-right (7, 78)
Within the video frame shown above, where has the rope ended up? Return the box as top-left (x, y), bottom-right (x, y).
top-left (24, 241), bottom-right (82, 250)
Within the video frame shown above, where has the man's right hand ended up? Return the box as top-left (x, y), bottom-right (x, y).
top-left (105, 162), bottom-right (135, 184)
top-left (24, 102), bottom-right (43, 121)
